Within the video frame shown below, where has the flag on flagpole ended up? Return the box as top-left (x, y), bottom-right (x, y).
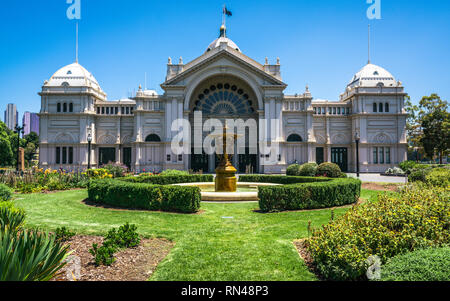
top-left (223, 6), bottom-right (232, 17)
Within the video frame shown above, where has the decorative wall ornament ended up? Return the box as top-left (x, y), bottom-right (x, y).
top-left (55, 133), bottom-right (75, 143)
top-left (314, 133), bottom-right (326, 145)
top-left (373, 132), bottom-right (391, 144)
top-left (121, 135), bottom-right (133, 144)
top-left (331, 133), bottom-right (349, 144)
top-left (97, 134), bottom-right (116, 145)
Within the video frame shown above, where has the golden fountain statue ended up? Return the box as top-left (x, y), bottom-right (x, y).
top-left (214, 125), bottom-right (238, 192)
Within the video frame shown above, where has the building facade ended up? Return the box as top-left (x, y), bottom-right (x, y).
top-left (23, 112), bottom-right (40, 135)
top-left (38, 26), bottom-right (408, 173)
top-left (4, 103), bottom-right (18, 130)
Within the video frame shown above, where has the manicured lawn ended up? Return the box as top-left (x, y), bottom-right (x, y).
top-left (13, 189), bottom-right (383, 281)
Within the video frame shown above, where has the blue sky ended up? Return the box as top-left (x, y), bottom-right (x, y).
top-left (1, 0), bottom-right (449, 118)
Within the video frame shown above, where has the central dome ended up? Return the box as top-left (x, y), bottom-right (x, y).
top-left (206, 25), bottom-right (240, 53)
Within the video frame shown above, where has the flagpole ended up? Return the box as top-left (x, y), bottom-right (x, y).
top-left (76, 21), bottom-right (79, 63)
top-left (222, 4), bottom-right (226, 27)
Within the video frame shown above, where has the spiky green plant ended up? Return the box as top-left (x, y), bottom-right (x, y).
top-left (0, 228), bottom-right (70, 281)
top-left (0, 202), bottom-right (25, 233)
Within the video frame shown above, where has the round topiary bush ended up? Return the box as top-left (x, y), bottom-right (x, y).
top-left (317, 163), bottom-right (342, 178)
top-left (399, 161), bottom-right (418, 174)
top-left (380, 247), bottom-right (450, 281)
top-left (286, 164), bottom-right (301, 176)
top-left (0, 184), bottom-right (12, 202)
top-left (298, 163), bottom-right (318, 177)
top-left (408, 167), bottom-right (431, 183)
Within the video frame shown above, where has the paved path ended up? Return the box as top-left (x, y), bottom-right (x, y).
top-left (347, 173), bottom-right (408, 183)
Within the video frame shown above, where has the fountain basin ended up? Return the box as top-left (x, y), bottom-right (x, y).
top-left (172, 182), bottom-right (281, 202)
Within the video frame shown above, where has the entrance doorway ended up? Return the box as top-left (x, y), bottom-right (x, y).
top-left (316, 147), bottom-right (324, 165)
top-left (99, 148), bottom-right (116, 166)
top-left (123, 147), bottom-right (132, 169)
top-left (191, 150), bottom-right (209, 173)
top-left (331, 147), bottom-right (348, 172)
top-left (238, 148), bottom-right (257, 173)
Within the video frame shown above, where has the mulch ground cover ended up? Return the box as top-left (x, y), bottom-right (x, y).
top-left (53, 235), bottom-right (174, 281)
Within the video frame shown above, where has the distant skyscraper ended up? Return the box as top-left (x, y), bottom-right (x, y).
top-left (23, 112), bottom-right (40, 135)
top-left (4, 104), bottom-right (18, 130)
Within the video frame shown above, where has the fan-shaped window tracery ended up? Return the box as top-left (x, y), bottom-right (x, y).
top-left (192, 83), bottom-right (256, 116)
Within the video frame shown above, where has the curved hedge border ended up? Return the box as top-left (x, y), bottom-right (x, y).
top-left (239, 175), bottom-right (361, 212)
top-left (120, 174), bottom-right (214, 185)
top-left (88, 175), bottom-right (213, 213)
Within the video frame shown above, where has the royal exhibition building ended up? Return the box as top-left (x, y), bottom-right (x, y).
top-left (38, 25), bottom-right (408, 174)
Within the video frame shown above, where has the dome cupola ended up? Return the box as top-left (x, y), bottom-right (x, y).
top-left (45, 62), bottom-right (103, 91)
top-left (206, 24), bottom-right (240, 53)
top-left (347, 63), bottom-right (397, 88)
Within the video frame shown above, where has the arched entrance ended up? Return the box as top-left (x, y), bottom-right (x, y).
top-left (188, 75), bottom-right (259, 173)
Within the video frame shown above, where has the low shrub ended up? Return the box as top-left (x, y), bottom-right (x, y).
top-left (121, 174), bottom-right (213, 185)
top-left (399, 161), bottom-right (418, 174)
top-left (160, 169), bottom-right (190, 176)
top-left (0, 184), bottom-right (12, 202)
top-left (87, 168), bottom-right (113, 179)
top-left (425, 168), bottom-right (450, 188)
top-left (317, 163), bottom-right (342, 178)
top-left (55, 227), bottom-right (76, 243)
top-left (286, 164), bottom-right (301, 176)
top-left (380, 247), bottom-right (450, 281)
top-left (408, 167), bottom-right (431, 183)
top-left (89, 243), bottom-right (116, 266)
top-left (299, 163), bottom-right (319, 177)
top-left (88, 179), bottom-right (201, 213)
top-left (102, 163), bottom-right (128, 178)
top-left (89, 223), bottom-right (141, 266)
top-left (239, 175), bottom-right (330, 185)
top-left (257, 178), bottom-right (361, 212)
top-left (384, 167), bottom-right (405, 175)
top-left (104, 223), bottom-right (140, 249)
top-left (306, 185), bottom-right (450, 281)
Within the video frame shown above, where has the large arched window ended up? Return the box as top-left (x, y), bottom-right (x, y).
top-left (192, 82), bottom-right (256, 116)
top-left (69, 103), bottom-right (73, 113)
top-left (145, 134), bottom-right (162, 142)
top-left (287, 134), bottom-right (303, 142)
top-left (57, 103), bottom-right (61, 112)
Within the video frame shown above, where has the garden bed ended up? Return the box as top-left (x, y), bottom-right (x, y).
top-left (53, 235), bottom-right (174, 281)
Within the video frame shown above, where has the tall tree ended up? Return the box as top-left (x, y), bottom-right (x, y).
top-left (0, 122), bottom-right (14, 166)
top-left (404, 96), bottom-right (424, 161)
top-left (418, 94), bottom-right (449, 164)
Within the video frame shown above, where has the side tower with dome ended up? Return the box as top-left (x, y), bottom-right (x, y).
top-left (340, 63), bottom-right (408, 173)
top-left (38, 62), bottom-right (107, 169)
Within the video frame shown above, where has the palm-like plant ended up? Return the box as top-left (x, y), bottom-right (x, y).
top-left (0, 204), bottom-right (70, 281)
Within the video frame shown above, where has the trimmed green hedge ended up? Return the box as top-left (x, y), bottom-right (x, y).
top-left (380, 247), bottom-right (450, 281)
top-left (120, 174), bottom-right (214, 185)
top-left (239, 175), bottom-right (330, 185)
top-left (239, 175), bottom-right (361, 212)
top-left (88, 179), bottom-right (201, 213)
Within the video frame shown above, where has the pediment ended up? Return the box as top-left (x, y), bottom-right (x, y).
top-left (162, 48), bottom-right (287, 88)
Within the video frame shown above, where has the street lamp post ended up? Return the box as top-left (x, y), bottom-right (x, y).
top-left (355, 132), bottom-right (360, 178)
top-left (87, 133), bottom-right (92, 170)
top-left (15, 125), bottom-right (24, 172)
